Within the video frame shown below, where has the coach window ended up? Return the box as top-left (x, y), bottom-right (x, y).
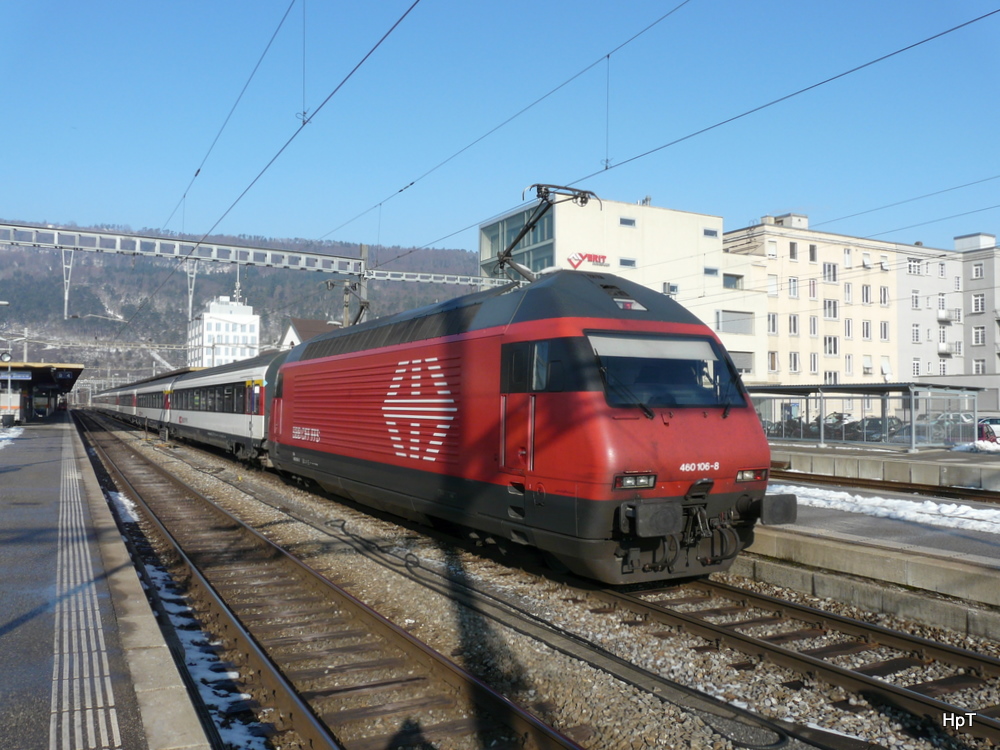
top-left (223, 386), bottom-right (234, 413)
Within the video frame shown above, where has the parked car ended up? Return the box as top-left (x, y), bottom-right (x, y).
top-left (845, 416), bottom-right (903, 442)
top-left (887, 423), bottom-right (945, 444)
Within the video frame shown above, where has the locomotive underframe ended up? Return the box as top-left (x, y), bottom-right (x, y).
top-left (272, 443), bottom-right (781, 585)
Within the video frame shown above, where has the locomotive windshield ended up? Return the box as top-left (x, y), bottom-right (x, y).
top-left (588, 333), bottom-right (746, 410)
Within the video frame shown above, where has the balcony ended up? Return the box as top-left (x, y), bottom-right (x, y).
top-left (936, 308), bottom-right (960, 323)
top-left (937, 342), bottom-right (960, 356)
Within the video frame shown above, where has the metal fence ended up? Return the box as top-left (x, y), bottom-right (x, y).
top-left (750, 388), bottom-right (981, 449)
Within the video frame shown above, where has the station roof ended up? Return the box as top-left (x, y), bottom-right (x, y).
top-left (0, 361), bottom-right (86, 394)
top-left (746, 382), bottom-right (983, 396)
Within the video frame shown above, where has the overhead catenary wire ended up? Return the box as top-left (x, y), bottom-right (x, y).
top-left (113, 0), bottom-right (423, 343)
top-left (326, 0), bottom-right (696, 248)
top-left (568, 7), bottom-right (1000, 187)
top-left (161, 0), bottom-right (299, 232)
top-left (380, 7), bottom-right (1000, 272)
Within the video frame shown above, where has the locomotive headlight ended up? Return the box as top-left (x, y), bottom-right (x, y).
top-left (736, 468), bottom-right (768, 482)
top-left (614, 473), bottom-right (656, 489)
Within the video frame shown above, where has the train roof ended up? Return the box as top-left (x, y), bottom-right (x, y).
top-left (289, 270), bottom-right (703, 364)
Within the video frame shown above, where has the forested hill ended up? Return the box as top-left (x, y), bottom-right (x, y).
top-left (0, 226), bottom-right (481, 377)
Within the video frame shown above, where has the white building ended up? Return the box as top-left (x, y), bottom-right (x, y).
top-left (479, 197), bottom-right (768, 382)
top-left (186, 296), bottom-right (260, 367)
top-left (723, 214), bottom-right (973, 388)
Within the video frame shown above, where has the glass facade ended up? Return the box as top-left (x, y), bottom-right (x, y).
top-left (480, 208), bottom-right (554, 275)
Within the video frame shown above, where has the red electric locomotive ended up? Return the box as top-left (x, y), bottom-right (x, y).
top-left (269, 268), bottom-right (795, 584)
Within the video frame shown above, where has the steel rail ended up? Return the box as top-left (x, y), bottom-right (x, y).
top-left (592, 584), bottom-right (1000, 744)
top-left (80, 412), bottom-right (584, 750)
top-left (770, 468), bottom-right (1000, 504)
top-left (78, 414), bottom-right (343, 750)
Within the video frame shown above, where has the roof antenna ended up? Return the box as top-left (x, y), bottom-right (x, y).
top-left (495, 184), bottom-right (600, 283)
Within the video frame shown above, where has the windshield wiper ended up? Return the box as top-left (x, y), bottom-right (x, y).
top-left (599, 366), bottom-right (655, 419)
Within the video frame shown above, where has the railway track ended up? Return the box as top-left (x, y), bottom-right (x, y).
top-left (83, 410), bottom-right (998, 748)
top-left (770, 467), bottom-right (1000, 504)
top-left (77, 412), bottom-right (584, 750)
top-left (596, 580), bottom-right (1000, 745)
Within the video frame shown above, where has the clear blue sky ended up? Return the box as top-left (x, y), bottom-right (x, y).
top-left (3, 0), bottom-right (999, 255)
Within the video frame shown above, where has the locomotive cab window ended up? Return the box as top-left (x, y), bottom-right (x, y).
top-left (588, 333), bottom-right (746, 410)
top-left (501, 338), bottom-right (599, 394)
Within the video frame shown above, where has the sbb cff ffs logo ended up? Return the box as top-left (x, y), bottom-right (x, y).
top-left (568, 253), bottom-right (609, 269)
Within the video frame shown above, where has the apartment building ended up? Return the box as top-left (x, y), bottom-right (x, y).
top-left (723, 214), bottom-right (972, 388)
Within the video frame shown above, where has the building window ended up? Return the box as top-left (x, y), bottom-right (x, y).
top-left (766, 241), bottom-right (777, 258)
top-left (716, 310), bottom-right (754, 334)
top-left (973, 262), bottom-right (984, 279)
top-left (620, 217), bottom-right (636, 227)
top-left (974, 359), bottom-right (986, 374)
top-left (704, 267), bottom-right (719, 276)
top-left (823, 299), bottom-right (839, 320)
top-left (862, 285), bottom-right (872, 305)
top-left (789, 314), bottom-right (799, 336)
top-left (938, 293), bottom-right (946, 310)
top-left (973, 293), bottom-right (986, 313)
top-left (879, 286), bottom-right (889, 306)
top-left (912, 358), bottom-right (921, 377)
top-left (619, 258), bottom-right (637, 268)
top-left (703, 228), bottom-right (718, 237)
top-left (908, 258), bottom-right (921, 275)
top-left (880, 321), bottom-right (890, 341)
top-left (845, 354), bottom-right (853, 375)
top-left (822, 263), bottom-right (838, 282)
top-left (939, 360), bottom-right (947, 376)
top-left (809, 244), bottom-right (818, 263)
top-left (810, 352), bottom-right (819, 374)
top-left (911, 290), bottom-right (920, 309)
top-left (823, 371), bottom-right (839, 385)
top-left (768, 351), bottom-right (779, 372)
top-left (788, 277), bottom-right (799, 298)
top-left (723, 273), bottom-right (743, 289)
top-left (954, 276), bottom-right (961, 291)
top-left (863, 355), bottom-right (874, 375)
top-left (823, 336), bottom-right (839, 356)
top-left (973, 326), bottom-right (986, 345)
top-left (767, 275), bottom-right (779, 296)
top-left (862, 320), bottom-right (872, 340)
top-left (844, 318), bottom-right (853, 339)
top-left (880, 255), bottom-right (889, 271)
top-left (789, 241), bottom-right (798, 260)
top-left (844, 248), bottom-right (852, 268)
top-left (939, 262), bottom-right (946, 278)
top-left (809, 316), bottom-right (818, 337)
top-left (789, 351), bottom-right (800, 372)
top-left (844, 282), bottom-right (852, 304)
top-left (767, 313), bottom-right (778, 335)
top-left (912, 323), bottom-right (920, 343)
top-left (808, 278), bottom-right (817, 299)
top-left (862, 252), bottom-right (872, 268)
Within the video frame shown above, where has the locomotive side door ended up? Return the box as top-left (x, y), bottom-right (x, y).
top-left (501, 393), bottom-right (533, 474)
top-left (499, 342), bottom-right (534, 476)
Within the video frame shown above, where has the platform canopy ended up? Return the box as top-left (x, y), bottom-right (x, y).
top-left (0, 360), bottom-right (85, 394)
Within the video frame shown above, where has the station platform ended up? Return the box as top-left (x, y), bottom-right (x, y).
top-left (0, 412), bottom-right (210, 750)
top-left (740, 440), bottom-right (1000, 639)
top-left (771, 439), bottom-right (1000, 491)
